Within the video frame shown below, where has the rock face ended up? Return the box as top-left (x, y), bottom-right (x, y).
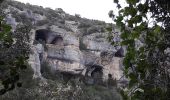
top-left (2, 0), bottom-right (125, 84)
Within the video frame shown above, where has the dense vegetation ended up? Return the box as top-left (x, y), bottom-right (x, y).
top-left (109, 0), bottom-right (170, 99)
top-left (0, 0), bottom-right (30, 95)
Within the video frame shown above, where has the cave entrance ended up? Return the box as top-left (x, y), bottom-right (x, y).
top-left (35, 29), bottom-right (49, 44)
top-left (91, 66), bottom-right (103, 77)
top-left (35, 29), bottom-right (63, 45)
top-left (85, 65), bottom-right (103, 85)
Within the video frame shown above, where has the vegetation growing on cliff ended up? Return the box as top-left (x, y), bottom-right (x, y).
top-left (110, 0), bottom-right (170, 99)
top-left (0, 0), bottom-right (30, 95)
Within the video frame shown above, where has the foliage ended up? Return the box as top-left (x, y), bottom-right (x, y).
top-left (0, 22), bottom-right (30, 95)
top-left (78, 21), bottom-right (92, 28)
top-left (0, 72), bottom-right (122, 100)
top-left (110, 0), bottom-right (170, 99)
top-left (0, 1), bottom-right (31, 95)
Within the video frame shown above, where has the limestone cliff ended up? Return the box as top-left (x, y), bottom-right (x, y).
top-left (0, 0), bottom-right (126, 99)
top-left (0, 0), bottom-right (126, 100)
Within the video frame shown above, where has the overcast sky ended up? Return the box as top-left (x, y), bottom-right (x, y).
top-left (15, 0), bottom-right (117, 23)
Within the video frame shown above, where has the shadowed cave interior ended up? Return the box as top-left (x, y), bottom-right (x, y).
top-left (35, 29), bottom-right (63, 45)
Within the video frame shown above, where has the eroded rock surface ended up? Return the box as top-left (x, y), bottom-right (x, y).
top-left (2, 0), bottom-right (125, 85)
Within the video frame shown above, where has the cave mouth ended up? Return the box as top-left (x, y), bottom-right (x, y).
top-left (35, 29), bottom-right (63, 45)
top-left (35, 29), bottom-right (49, 44)
top-left (90, 65), bottom-right (103, 85)
top-left (91, 66), bottom-right (103, 78)
top-left (85, 65), bottom-right (103, 79)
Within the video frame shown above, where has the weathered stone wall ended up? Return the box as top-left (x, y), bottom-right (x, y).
top-left (2, 0), bottom-right (126, 84)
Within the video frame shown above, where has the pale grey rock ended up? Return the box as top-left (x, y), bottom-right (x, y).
top-left (47, 45), bottom-right (82, 62)
top-left (164, 48), bottom-right (170, 54)
top-left (103, 57), bottom-right (123, 80)
top-left (5, 14), bottom-right (18, 31)
top-left (82, 51), bottom-right (100, 66)
top-left (65, 20), bottom-right (79, 33)
top-left (83, 35), bottom-right (116, 52)
top-left (3, 0), bottom-right (126, 84)
top-left (48, 59), bottom-right (85, 74)
top-left (50, 25), bottom-right (68, 34)
top-left (28, 45), bottom-right (42, 79)
top-left (63, 34), bottom-right (79, 46)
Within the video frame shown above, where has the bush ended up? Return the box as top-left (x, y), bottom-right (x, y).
top-left (41, 61), bottom-right (57, 80)
top-left (0, 76), bottom-right (122, 100)
top-left (75, 14), bottom-right (81, 18)
top-left (66, 15), bottom-right (78, 21)
top-left (78, 21), bottom-right (92, 28)
top-left (86, 26), bottom-right (100, 35)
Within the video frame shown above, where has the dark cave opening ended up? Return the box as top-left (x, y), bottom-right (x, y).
top-left (85, 65), bottom-right (103, 85)
top-left (50, 35), bottom-right (63, 45)
top-left (35, 29), bottom-right (63, 45)
top-left (91, 65), bottom-right (103, 85)
top-left (91, 66), bottom-right (103, 78)
top-left (35, 29), bottom-right (49, 43)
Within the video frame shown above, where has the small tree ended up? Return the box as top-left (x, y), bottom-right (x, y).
top-left (110, 0), bottom-right (170, 99)
top-left (0, 0), bottom-right (30, 95)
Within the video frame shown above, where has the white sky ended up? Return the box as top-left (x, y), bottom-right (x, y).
top-left (15, 0), bottom-right (116, 23)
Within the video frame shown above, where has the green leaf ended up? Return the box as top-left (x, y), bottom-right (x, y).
top-left (138, 4), bottom-right (144, 12)
top-left (131, 31), bottom-right (139, 39)
top-left (128, 70), bottom-right (136, 79)
top-left (106, 27), bottom-right (112, 32)
top-left (0, 16), bottom-right (3, 20)
top-left (133, 15), bottom-right (142, 23)
top-left (129, 79), bottom-right (136, 88)
top-left (130, 8), bottom-right (137, 17)
top-left (139, 47), bottom-right (144, 52)
top-left (126, 0), bottom-right (139, 5)
top-left (123, 55), bottom-right (132, 70)
top-left (154, 25), bottom-right (161, 33)
top-left (128, 20), bottom-right (134, 28)
top-left (111, 41), bottom-right (115, 45)
top-left (124, 7), bottom-right (130, 16)
top-left (2, 24), bottom-right (12, 33)
top-left (120, 90), bottom-right (129, 100)
top-left (121, 32), bottom-right (129, 39)
top-left (117, 16), bottom-right (123, 22)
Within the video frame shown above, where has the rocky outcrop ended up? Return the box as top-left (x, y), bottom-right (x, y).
top-left (2, 0), bottom-right (125, 85)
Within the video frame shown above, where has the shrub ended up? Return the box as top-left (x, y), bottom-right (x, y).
top-left (78, 21), bottom-right (92, 28)
top-left (86, 26), bottom-right (100, 35)
top-left (66, 15), bottom-right (78, 21)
